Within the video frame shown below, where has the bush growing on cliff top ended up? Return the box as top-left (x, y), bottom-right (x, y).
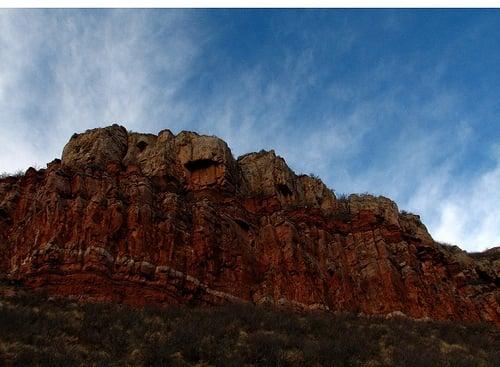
top-left (336, 192), bottom-right (349, 201)
top-left (0, 284), bottom-right (498, 367)
top-left (0, 170), bottom-right (24, 179)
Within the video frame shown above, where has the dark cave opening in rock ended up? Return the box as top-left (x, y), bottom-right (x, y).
top-left (276, 183), bottom-right (293, 196)
top-left (184, 159), bottom-right (218, 172)
top-left (234, 218), bottom-right (251, 231)
top-left (136, 141), bottom-right (148, 152)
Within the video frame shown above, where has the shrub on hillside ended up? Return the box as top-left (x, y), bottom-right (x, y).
top-left (0, 286), bottom-right (498, 366)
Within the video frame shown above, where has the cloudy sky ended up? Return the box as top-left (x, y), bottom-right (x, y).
top-left (1, 9), bottom-right (499, 252)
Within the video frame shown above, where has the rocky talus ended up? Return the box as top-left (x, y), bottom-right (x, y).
top-left (0, 125), bottom-right (498, 325)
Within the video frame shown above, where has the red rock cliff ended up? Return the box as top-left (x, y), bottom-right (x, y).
top-left (0, 125), bottom-right (498, 325)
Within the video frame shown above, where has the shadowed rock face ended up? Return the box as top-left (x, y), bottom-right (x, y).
top-left (0, 125), bottom-right (498, 325)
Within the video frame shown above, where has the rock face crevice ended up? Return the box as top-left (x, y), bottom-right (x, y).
top-left (0, 125), bottom-right (498, 325)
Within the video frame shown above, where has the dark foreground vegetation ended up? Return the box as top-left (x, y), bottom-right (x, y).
top-left (0, 284), bottom-right (498, 366)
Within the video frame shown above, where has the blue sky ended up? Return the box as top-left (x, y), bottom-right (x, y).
top-left (1, 9), bottom-right (499, 251)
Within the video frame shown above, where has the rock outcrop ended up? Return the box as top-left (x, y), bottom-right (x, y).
top-left (0, 125), bottom-right (498, 325)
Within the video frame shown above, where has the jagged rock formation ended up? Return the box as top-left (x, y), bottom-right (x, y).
top-left (0, 124), bottom-right (498, 325)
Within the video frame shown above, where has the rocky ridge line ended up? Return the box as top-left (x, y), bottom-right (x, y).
top-left (0, 124), bottom-right (498, 325)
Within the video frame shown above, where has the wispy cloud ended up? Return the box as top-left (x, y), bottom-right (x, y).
top-left (0, 10), bottom-right (203, 171)
top-left (0, 10), bottom-right (498, 252)
top-left (408, 146), bottom-right (500, 251)
top-left (196, 49), bottom-right (318, 158)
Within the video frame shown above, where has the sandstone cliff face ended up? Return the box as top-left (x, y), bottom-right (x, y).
top-left (0, 125), bottom-right (498, 325)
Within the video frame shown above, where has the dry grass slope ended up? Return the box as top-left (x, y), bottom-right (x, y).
top-left (0, 282), bottom-right (498, 367)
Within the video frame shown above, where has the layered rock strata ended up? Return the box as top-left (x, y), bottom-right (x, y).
top-left (0, 124), bottom-right (498, 325)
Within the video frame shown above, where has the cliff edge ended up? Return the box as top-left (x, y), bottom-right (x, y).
top-left (0, 124), bottom-right (498, 325)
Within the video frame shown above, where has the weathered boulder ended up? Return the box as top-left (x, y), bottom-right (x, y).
top-left (347, 194), bottom-right (400, 228)
top-left (297, 174), bottom-right (337, 212)
top-left (238, 150), bottom-right (336, 211)
top-left (239, 150), bottom-right (297, 199)
top-left (173, 131), bottom-right (242, 192)
top-left (62, 124), bottom-right (128, 170)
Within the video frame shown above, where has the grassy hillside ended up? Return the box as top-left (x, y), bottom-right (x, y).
top-left (0, 282), bottom-right (498, 366)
